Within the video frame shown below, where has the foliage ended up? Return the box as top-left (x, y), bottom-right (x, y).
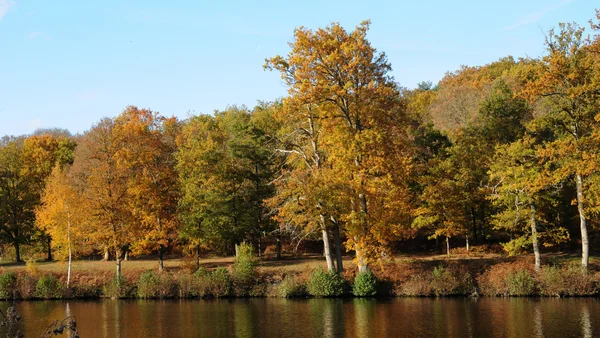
top-left (103, 275), bottom-right (131, 299)
top-left (0, 272), bottom-right (17, 300)
top-left (352, 270), bottom-right (378, 297)
top-left (35, 274), bottom-right (63, 299)
top-left (231, 242), bottom-right (258, 296)
top-left (306, 268), bottom-right (346, 297)
top-left (277, 275), bottom-right (307, 298)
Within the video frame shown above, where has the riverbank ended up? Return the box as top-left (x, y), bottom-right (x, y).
top-left (0, 253), bottom-right (599, 300)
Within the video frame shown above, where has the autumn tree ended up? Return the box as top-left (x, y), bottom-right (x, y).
top-left (526, 22), bottom-right (600, 268)
top-left (35, 165), bottom-right (88, 286)
top-left (489, 136), bottom-right (569, 270)
top-left (113, 107), bottom-right (180, 271)
top-left (266, 21), bottom-right (414, 272)
top-left (72, 118), bottom-right (131, 277)
top-left (22, 133), bottom-right (76, 261)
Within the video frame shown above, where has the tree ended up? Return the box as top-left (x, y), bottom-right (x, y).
top-left (22, 134), bottom-right (76, 261)
top-left (177, 106), bottom-right (279, 257)
top-left (266, 21), bottom-right (414, 272)
top-left (489, 136), bottom-right (569, 270)
top-left (35, 165), bottom-right (88, 286)
top-left (0, 140), bottom-right (36, 262)
top-left (525, 22), bottom-right (600, 268)
top-left (113, 107), bottom-right (180, 271)
top-left (72, 118), bottom-right (131, 277)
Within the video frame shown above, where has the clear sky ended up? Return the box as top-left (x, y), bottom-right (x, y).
top-left (0, 0), bottom-right (597, 136)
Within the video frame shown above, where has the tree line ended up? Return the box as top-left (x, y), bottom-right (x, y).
top-left (1, 12), bottom-right (600, 278)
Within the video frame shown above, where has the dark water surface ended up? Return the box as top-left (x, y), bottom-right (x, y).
top-left (2, 298), bottom-right (599, 337)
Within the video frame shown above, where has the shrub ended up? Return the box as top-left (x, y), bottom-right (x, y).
top-left (16, 274), bottom-right (37, 300)
top-left (538, 265), bottom-right (596, 296)
top-left (353, 270), bottom-right (377, 297)
top-left (0, 272), bottom-right (17, 300)
top-left (477, 261), bottom-right (534, 296)
top-left (195, 267), bottom-right (231, 297)
top-left (136, 271), bottom-right (160, 299)
top-left (507, 270), bottom-right (536, 296)
top-left (231, 242), bottom-right (258, 296)
top-left (36, 274), bottom-right (63, 299)
top-left (430, 265), bottom-right (473, 296)
top-left (307, 268), bottom-right (345, 297)
top-left (178, 273), bottom-right (197, 298)
top-left (401, 273), bottom-right (432, 296)
top-left (277, 275), bottom-right (307, 298)
top-left (103, 275), bottom-right (131, 299)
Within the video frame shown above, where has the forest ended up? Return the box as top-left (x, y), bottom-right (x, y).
top-left (2, 11), bottom-right (600, 286)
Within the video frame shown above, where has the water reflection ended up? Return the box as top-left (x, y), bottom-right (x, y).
top-left (0, 298), bottom-right (598, 338)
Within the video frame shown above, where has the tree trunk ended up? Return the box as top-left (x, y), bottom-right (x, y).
top-left (355, 242), bottom-right (368, 273)
top-left (124, 250), bottom-right (129, 261)
top-left (158, 246), bottom-right (164, 272)
top-left (446, 237), bottom-right (450, 257)
top-left (103, 248), bottom-right (110, 261)
top-left (276, 238), bottom-right (281, 260)
top-left (46, 236), bottom-right (53, 261)
top-left (530, 204), bottom-right (541, 271)
top-left (196, 245), bottom-right (201, 271)
top-left (333, 222), bottom-right (343, 273)
top-left (14, 239), bottom-right (21, 263)
top-left (116, 249), bottom-right (122, 279)
top-left (320, 215), bottom-right (335, 272)
top-left (576, 173), bottom-right (589, 268)
top-left (235, 243), bottom-right (239, 257)
top-left (67, 206), bottom-right (72, 288)
top-left (357, 193), bottom-right (369, 273)
top-left (258, 235), bottom-right (262, 259)
top-left (466, 235), bottom-right (469, 253)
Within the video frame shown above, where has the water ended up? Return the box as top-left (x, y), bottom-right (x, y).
top-left (1, 298), bottom-right (598, 337)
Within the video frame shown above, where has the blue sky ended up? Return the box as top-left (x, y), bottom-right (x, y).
top-left (0, 0), bottom-right (597, 136)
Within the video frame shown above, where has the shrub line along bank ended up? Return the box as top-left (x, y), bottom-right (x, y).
top-left (1, 259), bottom-right (599, 300)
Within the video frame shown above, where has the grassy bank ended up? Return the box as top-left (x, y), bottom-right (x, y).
top-left (1, 253), bottom-right (599, 300)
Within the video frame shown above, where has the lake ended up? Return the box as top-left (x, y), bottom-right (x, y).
top-left (1, 298), bottom-right (598, 337)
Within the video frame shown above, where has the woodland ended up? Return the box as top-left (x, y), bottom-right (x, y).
top-left (2, 11), bottom-right (600, 294)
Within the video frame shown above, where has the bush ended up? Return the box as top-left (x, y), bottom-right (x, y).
top-left (277, 275), bottom-right (307, 298)
top-left (538, 265), bottom-right (596, 297)
top-left (507, 270), bottom-right (536, 296)
top-left (0, 272), bottom-right (17, 300)
top-left (401, 273), bottom-right (432, 296)
top-left (16, 274), bottom-right (37, 300)
top-left (353, 270), bottom-right (377, 297)
top-left (477, 261), bottom-right (534, 296)
top-left (103, 275), bottom-right (131, 299)
top-left (136, 271), bottom-right (160, 299)
top-left (231, 242), bottom-right (258, 296)
top-left (430, 265), bottom-right (472, 296)
top-left (36, 274), bottom-right (63, 299)
top-left (307, 268), bottom-right (345, 297)
top-left (195, 267), bottom-right (231, 297)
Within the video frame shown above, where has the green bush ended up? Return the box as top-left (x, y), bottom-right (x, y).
top-left (0, 272), bottom-right (17, 300)
top-left (277, 275), bottom-right (307, 298)
top-left (307, 268), bottom-right (345, 297)
top-left (232, 242), bottom-right (258, 296)
top-left (36, 274), bottom-right (63, 299)
top-left (507, 270), bottom-right (536, 296)
top-left (103, 275), bottom-right (131, 299)
top-left (195, 267), bottom-right (231, 297)
top-left (401, 273), bottom-right (432, 296)
top-left (538, 265), bottom-right (597, 297)
top-left (137, 271), bottom-right (160, 299)
top-left (353, 270), bottom-right (377, 297)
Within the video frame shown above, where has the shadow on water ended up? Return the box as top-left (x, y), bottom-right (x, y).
top-left (1, 298), bottom-right (599, 337)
